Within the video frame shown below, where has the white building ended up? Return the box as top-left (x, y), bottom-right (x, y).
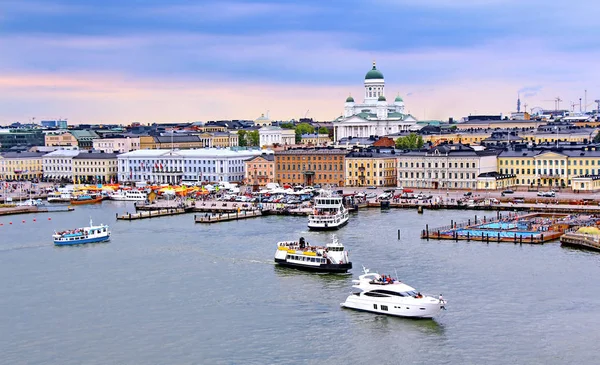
top-left (42, 146), bottom-right (80, 181)
top-left (93, 136), bottom-right (140, 153)
top-left (117, 148), bottom-right (274, 184)
top-left (333, 62), bottom-right (419, 142)
top-left (396, 144), bottom-right (498, 190)
top-left (259, 127), bottom-right (296, 147)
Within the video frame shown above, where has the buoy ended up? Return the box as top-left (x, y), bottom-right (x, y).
top-left (33, 219), bottom-right (36, 222)
top-left (22, 220), bottom-right (25, 223)
top-left (48, 217), bottom-right (52, 220)
top-left (9, 222), bottom-right (12, 225)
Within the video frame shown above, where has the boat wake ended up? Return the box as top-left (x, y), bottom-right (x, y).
top-left (158, 246), bottom-right (275, 265)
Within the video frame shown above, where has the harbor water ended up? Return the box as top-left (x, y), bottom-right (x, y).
top-left (1, 203), bottom-right (600, 364)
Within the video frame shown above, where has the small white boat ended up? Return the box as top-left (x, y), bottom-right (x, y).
top-left (47, 191), bottom-right (72, 202)
top-left (16, 199), bottom-right (44, 207)
top-left (53, 218), bottom-right (111, 246)
top-left (308, 191), bottom-right (349, 230)
top-left (341, 267), bottom-right (446, 318)
top-left (108, 190), bottom-right (147, 201)
top-left (274, 235), bottom-right (352, 273)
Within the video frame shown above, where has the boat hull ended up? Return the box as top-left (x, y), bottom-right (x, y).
top-left (70, 197), bottom-right (103, 205)
top-left (275, 258), bottom-right (352, 273)
top-left (308, 218), bottom-right (349, 231)
top-left (54, 235), bottom-right (110, 246)
top-left (340, 295), bottom-right (445, 319)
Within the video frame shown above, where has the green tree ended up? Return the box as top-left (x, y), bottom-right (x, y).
top-left (295, 123), bottom-right (315, 143)
top-left (395, 133), bottom-right (423, 150)
top-left (279, 122), bottom-right (295, 129)
top-left (318, 127), bottom-right (329, 134)
top-left (237, 130), bottom-right (247, 147)
top-left (248, 130), bottom-right (260, 146)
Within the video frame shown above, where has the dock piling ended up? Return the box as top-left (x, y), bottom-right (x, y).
top-left (398, 229), bottom-right (400, 240)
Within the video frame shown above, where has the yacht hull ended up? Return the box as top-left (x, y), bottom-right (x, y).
top-left (275, 258), bottom-right (352, 273)
top-left (308, 218), bottom-right (349, 231)
top-left (341, 295), bottom-right (444, 319)
top-left (54, 235), bottom-right (110, 246)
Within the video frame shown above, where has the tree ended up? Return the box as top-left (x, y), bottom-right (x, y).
top-left (279, 122), bottom-right (295, 129)
top-left (295, 123), bottom-right (315, 143)
top-left (318, 127), bottom-right (329, 134)
top-left (248, 130), bottom-right (260, 146)
top-left (395, 133), bottom-right (423, 150)
top-left (237, 130), bottom-right (247, 147)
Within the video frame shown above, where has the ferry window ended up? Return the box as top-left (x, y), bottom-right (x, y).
top-left (381, 305), bottom-right (388, 311)
top-left (310, 258), bottom-right (315, 262)
top-left (373, 304), bottom-right (378, 309)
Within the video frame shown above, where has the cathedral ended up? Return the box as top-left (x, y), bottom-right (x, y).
top-left (333, 62), bottom-right (419, 142)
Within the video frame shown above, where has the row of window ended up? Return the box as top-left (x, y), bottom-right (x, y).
top-left (399, 172), bottom-right (477, 179)
top-left (277, 155), bottom-right (342, 161)
top-left (277, 174), bottom-right (341, 180)
top-left (399, 161), bottom-right (477, 169)
top-left (500, 159), bottom-right (600, 166)
top-left (500, 168), bottom-right (597, 176)
top-left (278, 164), bottom-right (343, 171)
top-left (289, 255), bottom-right (326, 264)
top-left (352, 171), bottom-right (394, 177)
top-left (399, 181), bottom-right (478, 188)
top-left (347, 162), bottom-right (395, 168)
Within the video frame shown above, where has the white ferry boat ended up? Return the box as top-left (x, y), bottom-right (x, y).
top-left (340, 267), bottom-right (446, 318)
top-left (47, 191), bottom-right (72, 202)
top-left (308, 191), bottom-right (349, 230)
top-left (274, 235), bottom-right (352, 273)
top-left (109, 190), bottom-right (147, 201)
top-left (53, 218), bottom-right (111, 246)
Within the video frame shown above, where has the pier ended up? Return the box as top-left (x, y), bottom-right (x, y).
top-left (0, 205), bottom-right (74, 216)
top-left (116, 208), bottom-right (188, 220)
top-left (194, 210), bottom-right (262, 223)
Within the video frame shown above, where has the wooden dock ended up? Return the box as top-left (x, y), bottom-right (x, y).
top-left (116, 208), bottom-right (188, 220)
top-left (194, 210), bottom-right (262, 223)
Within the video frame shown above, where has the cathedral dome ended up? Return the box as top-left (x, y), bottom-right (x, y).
top-left (346, 95), bottom-right (355, 102)
top-left (365, 62), bottom-right (384, 80)
top-left (395, 95), bottom-right (403, 102)
top-left (378, 95), bottom-right (386, 101)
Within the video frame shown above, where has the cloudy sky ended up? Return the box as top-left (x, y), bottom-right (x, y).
top-left (0, 0), bottom-right (598, 124)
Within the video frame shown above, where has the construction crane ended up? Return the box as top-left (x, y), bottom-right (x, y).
top-left (595, 100), bottom-right (600, 114)
top-left (542, 97), bottom-right (563, 110)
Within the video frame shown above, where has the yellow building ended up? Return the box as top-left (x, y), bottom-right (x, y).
top-left (139, 135), bottom-right (210, 150)
top-left (210, 132), bottom-right (239, 148)
top-left (476, 172), bottom-right (517, 190)
top-left (0, 152), bottom-right (45, 180)
top-left (45, 132), bottom-right (78, 148)
top-left (422, 130), bottom-right (491, 146)
top-left (498, 147), bottom-right (600, 189)
top-left (301, 133), bottom-right (331, 146)
top-left (72, 152), bottom-right (119, 184)
top-left (345, 150), bottom-right (396, 187)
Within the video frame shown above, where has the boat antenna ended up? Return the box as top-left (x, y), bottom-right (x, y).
top-left (394, 268), bottom-right (399, 281)
top-left (362, 265), bottom-right (369, 274)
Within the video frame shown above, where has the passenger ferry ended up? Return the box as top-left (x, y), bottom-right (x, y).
top-left (47, 191), bottom-right (72, 202)
top-left (53, 218), bottom-right (111, 246)
top-left (341, 267), bottom-right (446, 318)
top-left (308, 191), bottom-right (349, 230)
top-left (274, 235), bottom-right (352, 273)
top-left (109, 190), bottom-right (147, 201)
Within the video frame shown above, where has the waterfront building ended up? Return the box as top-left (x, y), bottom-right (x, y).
top-left (72, 152), bottom-right (119, 184)
top-left (498, 145), bottom-right (600, 189)
top-left (455, 118), bottom-right (545, 130)
top-left (93, 136), bottom-right (141, 153)
top-left (259, 127), bottom-right (295, 147)
top-left (520, 126), bottom-right (597, 144)
top-left (0, 151), bottom-right (46, 180)
top-left (274, 148), bottom-right (347, 187)
top-left (344, 149), bottom-right (397, 187)
top-left (0, 129), bottom-right (45, 152)
top-left (117, 148), bottom-right (271, 184)
top-left (244, 154), bottom-right (275, 188)
top-left (300, 133), bottom-right (331, 146)
top-left (332, 62), bottom-right (418, 142)
top-left (475, 172), bottom-right (517, 190)
top-left (396, 143), bottom-right (498, 189)
top-left (42, 147), bottom-right (80, 181)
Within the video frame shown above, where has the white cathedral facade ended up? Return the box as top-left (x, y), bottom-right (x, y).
top-left (333, 62), bottom-right (419, 142)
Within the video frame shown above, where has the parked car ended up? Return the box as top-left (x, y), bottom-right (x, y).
top-left (502, 189), bottom-right (514, 194)
top-left (367, 186), bottom-right (377, 189)
top-left (464, 191), bottom-right (472, 197)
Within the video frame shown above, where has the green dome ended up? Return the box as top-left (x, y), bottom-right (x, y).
top-left (395, 95), bottom-right (403, 102)
top-left (378, 95), bottom-right (386, 101)
top-left (365, 62), bottom-right (384, 80)
top-left (346, 95), bottom-right (355, 103)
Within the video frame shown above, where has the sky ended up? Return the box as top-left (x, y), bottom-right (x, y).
top-left (1, 0), bottom-right (599, 124)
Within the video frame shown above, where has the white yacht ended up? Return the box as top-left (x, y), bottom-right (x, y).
top-left (341, 267), bottom-right (446, 318)
top-left (308, 191), bottom-right (349, 230)
top-left (47, 191), bottom-right (72, 203)
top-left (274, 235), bottom-right (352, 273)
top-left (108, 190), bottom-right (147, 201)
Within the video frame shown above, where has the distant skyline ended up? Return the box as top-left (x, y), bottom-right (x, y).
top-left (1, 0), bottom-right (599, 125)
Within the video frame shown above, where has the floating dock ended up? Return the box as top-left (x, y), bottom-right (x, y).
top-left (0, 205), bottom-right (74, 216)
top-left (421, 212), bottom-right (566, 244)
top-left (194, 210), bottom-right (262, 223)
top-left (116, 208), bottom-right (188, 220)
top-left (560, 230), bottom-right (600, 252)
